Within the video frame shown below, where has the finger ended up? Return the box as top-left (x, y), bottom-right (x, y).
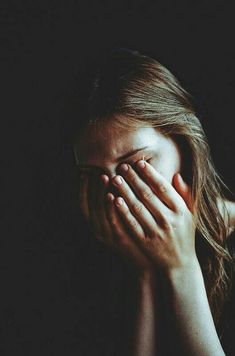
top-left (105, 193), bottom-right (129, 252)
top-left (172, 173), bottom-right (194, 212)
top-left (117, 163), bottom-right (170, 223)
top-left (100, 174), bottom-right (109, 188)
top-left (135, 160), bottom-right (186, 211)
top-left (111, 175), bottom-right (158, 237)
top-left (106, 193), bottom-right (146, 241)
top-left (105, 193), bottom-right (154, 268)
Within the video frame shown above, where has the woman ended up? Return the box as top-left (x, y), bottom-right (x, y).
top-left (72, 48), bottom-right (235, 355)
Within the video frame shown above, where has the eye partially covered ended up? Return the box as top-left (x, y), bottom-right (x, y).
top-left (77, 157), bottom-right (153, 175)
top-left (129, 157), bottom-right (152, 168)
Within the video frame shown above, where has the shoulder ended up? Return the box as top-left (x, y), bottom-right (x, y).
top-left (217, 199), bottom-right (235, 239)
top-left (224, 200), bottom-right (235, 239)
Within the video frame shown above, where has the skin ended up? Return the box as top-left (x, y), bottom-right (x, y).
top-left (76, 121), bottom-right (192, 230)
top-left (75, 118), bottom-right (227, 355)
top-left (76, 121), bottom-right (192, 272)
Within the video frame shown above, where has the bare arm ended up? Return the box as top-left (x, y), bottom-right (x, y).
top-left (217, 198), bottom-right (235, 236)
top-left (128, 272), bottom-right (159, 356)
top-left (163, 261), bottom-right (225, 356)
top-left (107, 160), bottom-right (227, 355)
top-left (79, 162), bottom-right (229, 356)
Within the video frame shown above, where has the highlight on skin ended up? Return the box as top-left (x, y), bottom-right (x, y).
top-left (72, 48), bottom-right (234, 325)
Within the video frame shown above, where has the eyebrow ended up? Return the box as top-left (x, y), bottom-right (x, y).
top-left (116, 146), bottom-right (149, 162)
top-left (77, 146), bottom-right (149, 170)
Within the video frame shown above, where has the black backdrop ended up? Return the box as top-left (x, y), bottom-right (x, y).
top-left (2, 1), bottom-right (235, 355)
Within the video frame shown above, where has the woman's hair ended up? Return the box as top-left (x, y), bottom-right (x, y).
top-left (72, 48), bottom-right (234, 324)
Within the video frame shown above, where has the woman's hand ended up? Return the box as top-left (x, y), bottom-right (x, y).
top-left (106, 160), bottom-right (197, 273)
top-left (78, 169), bottom-right (157, 276)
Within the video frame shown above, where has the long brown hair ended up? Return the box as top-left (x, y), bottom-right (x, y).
top-left (72, 48), bottom-right (234, 324)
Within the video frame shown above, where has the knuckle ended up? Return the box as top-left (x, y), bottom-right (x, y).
top-left (173, 203), bottom-right (186, 216)
top-left (145, 238), bottom-right (153, 250)
top-left (158, 183), bottom-right (167, 193)
top-left (128, 170), bottom-right (139, 184)
top-left (162, 220), bottom-right (171, 230)
top-left (158, 215), bottom-right (170, 229)
top-left (177, 205), bottom-right (187, 215)
top-left (141, 188), bottom-right (153, 201)
top-left (129, 219), bottom-right (138, 231)
top-left (131, 202), bottom-right (143, 214)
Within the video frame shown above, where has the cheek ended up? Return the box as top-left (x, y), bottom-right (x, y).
top-left (150, 150), bottom-right (181, 184)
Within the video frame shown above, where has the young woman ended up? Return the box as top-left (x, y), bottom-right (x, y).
top-left (72, 48), bottom-right (235, 355)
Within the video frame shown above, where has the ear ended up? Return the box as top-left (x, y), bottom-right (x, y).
top-left (172, 173), bottom-right (193, 212)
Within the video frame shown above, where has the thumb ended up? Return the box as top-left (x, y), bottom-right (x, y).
top-left (172, 173), bottom-right (193, 212)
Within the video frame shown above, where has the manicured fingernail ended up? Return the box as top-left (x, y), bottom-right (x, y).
top-left (137, 160), bottom-right (146, 169)
top-left (113, 176), bottom-right (123, 186)
top-left (115, 197), bottom-right (124, 206)
top-left (119, 163), bottom-right (129, 173)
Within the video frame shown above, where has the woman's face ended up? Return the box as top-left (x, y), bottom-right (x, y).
top-left (75, 118), bottom-right (183, 183)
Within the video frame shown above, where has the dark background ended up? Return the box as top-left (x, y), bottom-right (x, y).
top-left (2, 1), bottom-right (235, 355)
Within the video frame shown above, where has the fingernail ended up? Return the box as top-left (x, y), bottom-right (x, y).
top-left (106, 193), bottom-right (114, 202)
top-left (113, 176), bottom-right (123, 186)
top-left (119, 163), bottom-right (129, 173)
top-left (115, 197), bottom-right (124, 206)
top-left (100, 175), bottom-right (106, 184)
top-left (137, 160), bottom-right (146, 169)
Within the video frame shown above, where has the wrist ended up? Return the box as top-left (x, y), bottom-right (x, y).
top-left (164, 258), bottom-right (204, 290)
top-left (136, 269), bottom-right (160, 296)
top-left (138, 268), bottom-right (158, 283)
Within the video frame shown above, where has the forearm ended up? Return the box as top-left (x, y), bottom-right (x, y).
top-left (128, 271), bottom-right (160, 356)
top-left (163, 260), bottom-right (225, 356)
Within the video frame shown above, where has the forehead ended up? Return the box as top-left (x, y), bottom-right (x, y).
top-left (75, 120), bottom-right (162, 163)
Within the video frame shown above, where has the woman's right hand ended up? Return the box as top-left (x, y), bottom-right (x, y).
top-left (78, 170), bottom-right (157, 277)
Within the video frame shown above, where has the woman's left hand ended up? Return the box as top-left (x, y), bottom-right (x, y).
top-left (107, 160), bottom-right (197, 273)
